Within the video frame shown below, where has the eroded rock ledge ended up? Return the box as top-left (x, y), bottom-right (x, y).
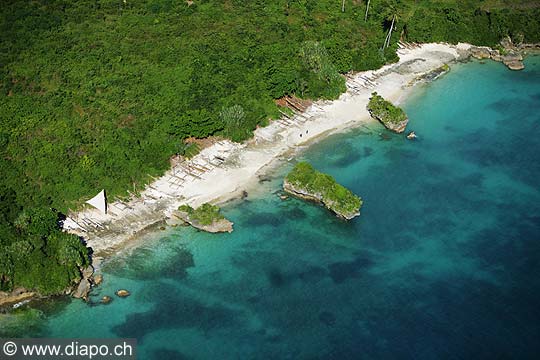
top-left (171, 203), bottom-right (233, 233)
top-left (0, 288), bottom-right (36, 308)
top-left (283, 162), bottom-right (362, 220)
top-left (469, 36), bottom-right (539, 71)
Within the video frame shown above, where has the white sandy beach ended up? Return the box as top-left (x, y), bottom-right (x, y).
top-left (64, 42), bottom-right (471, 255)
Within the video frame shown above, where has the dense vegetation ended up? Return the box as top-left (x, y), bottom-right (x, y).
top-left (285, 162), bottom-right (362, 218)
top-left (1, 0), bottom-right (539, 293)
top-left (0, 205), bottom-right (89, 295)
top-left (367, 92), bottom-right (407, 124)
top-left (178, 203), bottom-right (224, 226)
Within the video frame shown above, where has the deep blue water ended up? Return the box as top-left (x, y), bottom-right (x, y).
top-left (2, 56), bottom-right (540, 359)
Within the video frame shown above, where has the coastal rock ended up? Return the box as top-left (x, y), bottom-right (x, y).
top-left (283, 179), bottom-right (360, 220)
top-left (165, 213), bottom-right (186, 227)
top-left (116, 289), bottom-right (131, 298)
top-left (502, 52), bottom-right (524, 70)
top-left (407, 131), bottom-right (417, 140)
top-left (457, 48), bottom-right (471, 61)
top-left (93, 274), bottom-right (103, 286)
top-left (503, 52), bottom-right (523, 63)
top-left (72, 279), bottom-right (91, 300)
top-left (489, 49), bottom-right (503, 62)
top-left (518, 43), bottom-right (540, 51)
top-left (0, 290), bottom-right (36, 307)
top-left (81, 265), bottom-right (94, 279)
top-left (505, 60), bottom-right (525, 71)
top-left (173, 207), bottom-right (234, 233)
top-left (375, 117), bottom-right (407, 133)
top-left (500, 36), bottom-right (515, 51)
top-left (470, 46), bottom-right (491, 60)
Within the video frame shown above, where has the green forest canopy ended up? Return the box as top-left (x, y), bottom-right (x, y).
top-left (1, 0), bottom-right (539, 294)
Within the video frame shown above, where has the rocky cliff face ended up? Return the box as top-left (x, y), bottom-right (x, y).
top-left (71, 265), bottom-right (97, 301)
top-left (283, 179), bottom-right (360, 220)
top-left (368, 111), bottom-right (409, 133)
top-left (172, 210), bottom-right (233, 233)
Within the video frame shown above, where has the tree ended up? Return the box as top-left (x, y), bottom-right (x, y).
top-left (383, 14), bottom-right (396, 49)
top-left (220, 105), bottom-right (247, 141)
top-left (365, 0), bottom-right (371, 21)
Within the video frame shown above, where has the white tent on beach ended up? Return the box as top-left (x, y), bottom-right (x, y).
top-left (86, 189), bottom-right (107, 214)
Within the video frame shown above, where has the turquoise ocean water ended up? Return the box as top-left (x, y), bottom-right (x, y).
top-left (2, 56), bottom-right (540, 359)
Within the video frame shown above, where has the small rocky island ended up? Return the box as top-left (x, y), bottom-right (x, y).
top-left (283, 162), bottom-right (362, 220)
top-left (173, 203), bottom-right (233, 233)
top-left (367, 92), bottom-right (409, 133)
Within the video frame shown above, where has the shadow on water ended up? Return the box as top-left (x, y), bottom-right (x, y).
top-left (0, 296), bottom-right (72, 337)
top-left (328, 254), bottom-right (374, 284)
top-left (104, 243), bottom-right (195, 281)
top-left (112, 283), bottom-right (241, 342)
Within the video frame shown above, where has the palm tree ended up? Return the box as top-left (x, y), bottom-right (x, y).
top-left (365, 0), bottom-right (371, 21)
top-left (383, 13), bottom-right (396, 49)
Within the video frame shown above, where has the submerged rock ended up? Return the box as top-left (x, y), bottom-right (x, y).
top-left (101, 296), bottom-right (112, 304)
top-left (93, 274), bottom-right (103, 286)
top-left (115, 289), bottom-right (131, 298)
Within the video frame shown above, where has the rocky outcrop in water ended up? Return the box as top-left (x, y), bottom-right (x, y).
top-left (172, 204), bottom-right (233, 233)
top-left (469, 37), bottom-right (534, 71)
top-left (367, 92), bottom-right (409, 134)
top-left (116, 289), bottom-right (131, 298)
top-left (178, 212), bottom-right (233, 233)
top-left (283, 163), bottom-right (362, 220)
top-left (283, 179), bottom-right (360, 220)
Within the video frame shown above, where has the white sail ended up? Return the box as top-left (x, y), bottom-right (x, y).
top-left (86, 189), bottom-right (107, 214)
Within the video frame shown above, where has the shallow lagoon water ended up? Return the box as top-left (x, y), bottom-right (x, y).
top-left (4, 56), bottom-right (540, 359)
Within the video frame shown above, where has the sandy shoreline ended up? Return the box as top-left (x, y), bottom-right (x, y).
top-left (64, 42), bottom-right (471, 256)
